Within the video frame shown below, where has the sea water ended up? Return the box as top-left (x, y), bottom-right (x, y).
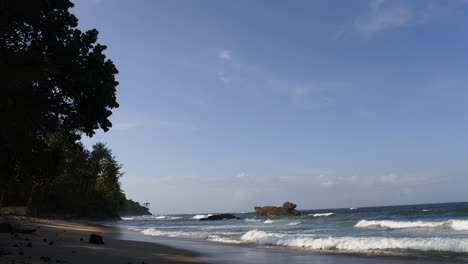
top-left (110, 202), bottom-right (468, 261)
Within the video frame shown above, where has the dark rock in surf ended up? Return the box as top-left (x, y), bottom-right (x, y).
top-left (254, 201), bottom-right (303, 217)
top-left (199, 214), bottom-right (240, 221)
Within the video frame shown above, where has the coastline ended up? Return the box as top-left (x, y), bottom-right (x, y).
top-left (115, 221), bottom-right (468, 264)
top-left (0, 215), bottom-right (206, 264)
top-left (2, 215), bottom-right (468, 264)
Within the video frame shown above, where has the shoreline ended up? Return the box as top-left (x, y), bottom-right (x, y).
top-left (0, 215), bottom-right (207, 264)
top-left (114, 223), bottom-right (468, 264)
top-left (2, 215), bottom-right (468, 264)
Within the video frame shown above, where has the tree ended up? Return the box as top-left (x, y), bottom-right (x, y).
top-left (0, 0), bottom-right (119, 213)
top-left (91, 143), bottom-right (125, 215)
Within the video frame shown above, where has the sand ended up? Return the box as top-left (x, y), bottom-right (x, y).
top-left (0, 215), bottom-right (207, 264)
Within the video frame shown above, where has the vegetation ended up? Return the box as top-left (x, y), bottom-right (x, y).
top-left (0, 0), bottom-right (148, 218)
top-left (119, 200), bottom-right (151, 217)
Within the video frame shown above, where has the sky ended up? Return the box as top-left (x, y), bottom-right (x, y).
top-left (74, 0), bottom-right (468, 214)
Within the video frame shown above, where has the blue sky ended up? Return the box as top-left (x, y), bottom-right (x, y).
top-left (75, 0), bottom-right (468, 214)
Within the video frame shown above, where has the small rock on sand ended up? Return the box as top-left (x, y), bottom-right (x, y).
top-left (89, 234), bottom-right (104, 244)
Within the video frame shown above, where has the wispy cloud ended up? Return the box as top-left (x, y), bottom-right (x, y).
top-left (354, 0), bottom-right (412, 35)
top-left (216, 49), bottom-right (233, 60)
top-left (352, 0), bottom-right (455, 36)
top-left (217, 71), bottom-right (233, 84)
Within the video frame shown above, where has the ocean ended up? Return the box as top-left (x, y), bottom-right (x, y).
top-left (108, 202), bottom-right (468, 263)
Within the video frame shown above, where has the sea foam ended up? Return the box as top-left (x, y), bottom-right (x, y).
top-left (240, 230), bottom-right (468, 253)
top-left (355, 219), bottom-right (468, 230)
top-left (310, 213), bottom-right (335, 217)
top-left (192, 214), bottom-right (213, 220)
top-left (142, 228), bottom-right (208, 239)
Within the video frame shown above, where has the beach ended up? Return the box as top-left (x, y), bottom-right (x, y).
top-left (0, 215), bottom-right (206, 264)
top-left (2, 211), bottom-right (468, 264)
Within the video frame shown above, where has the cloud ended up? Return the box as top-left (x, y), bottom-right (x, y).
top-left (354, 0), bottom-right (412, 35)
top-left (217, 71), bottom-right (233, 84)
top-left (216, 49), bottom-right (233, 60)
top-left (352, 0), bottom-right (454, 36)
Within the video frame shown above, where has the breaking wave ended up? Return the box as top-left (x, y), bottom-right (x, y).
top-left (244, 218), bottom-right (261, 223)
top-left (142, 228), bottom-right (207, 239)
top-left (192, 214), bottom-right (213, 220)
top-left (264, 219), bottom-right (275, 224)
top-left (240, 230), bottom-right (468, 253)
top-left (287, 221), bottom-right (302, 226)
top-left (355, 219), bottom-right (468, 231)
top-left (310, 213), bottom-right (335, 217)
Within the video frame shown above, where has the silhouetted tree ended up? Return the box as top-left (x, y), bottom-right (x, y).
top-left (0, 0), bottom-right (119, 213)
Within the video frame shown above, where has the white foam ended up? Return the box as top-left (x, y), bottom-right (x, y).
top-left (207, 235), bottom-right (242, 244)
top-left (192, 214), bottom-right (213, 220)
top-left (349, 207), bottom-right (358, 210)
top-left (244, 218), bottom-right (261, 223)
top-left (449, 220), bottom-right (468, 231)
top-left (287, 221), bottom-right (302, 226)
top-left (355, 219), bottom-right (468, 230)
top-left (422, 209), bottom-right (430, 212)
top-left (310, 213), bottom-right (335, 217)
top-left (240, 230), bottom-right (468, 253)
top-left (155, 216), bottom-right (167, 219)
top-left (264, 219), bottom-right (275, 224)
top-left (121, 217), bottom-right (134, 220)
top-left (141, 228), bottom-right (208, 239)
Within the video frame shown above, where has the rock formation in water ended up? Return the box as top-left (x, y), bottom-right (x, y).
top-left (254, 201), bottom-right (303, 217)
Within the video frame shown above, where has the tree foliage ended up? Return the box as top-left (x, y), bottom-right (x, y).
top-left (0, 0), bottom-right (138, 218)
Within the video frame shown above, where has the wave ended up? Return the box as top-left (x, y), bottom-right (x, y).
top-left (121, 217), bottom-right (134, 220)
top-left (264, 219), bottom-right (275, 224)
top-left (287, 221), bottom-right (302, 226)
top-left (349, 207), bottom-right (358, 210)
top-left (244, 218), bottom-right (261, 223)
top-left (154, 216), bottom-right (182, 220)
top-left (142, 228), bottom-right (242, 244)
top-left (355, 219), bottom-right (468, 231)
top-left (310, 213), bottom-right (335, 217)
top-left (240, 230), bottom-right (468, 253)
top-left (142, 228), bottom-right (208, 239)
top-left (192, 214), bottom-right (213, 220)
top-left (207, 235), bottom-right (243, 244)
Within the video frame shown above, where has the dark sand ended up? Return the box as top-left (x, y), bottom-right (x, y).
top-left (0, 215), bottom-right (206, 264)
